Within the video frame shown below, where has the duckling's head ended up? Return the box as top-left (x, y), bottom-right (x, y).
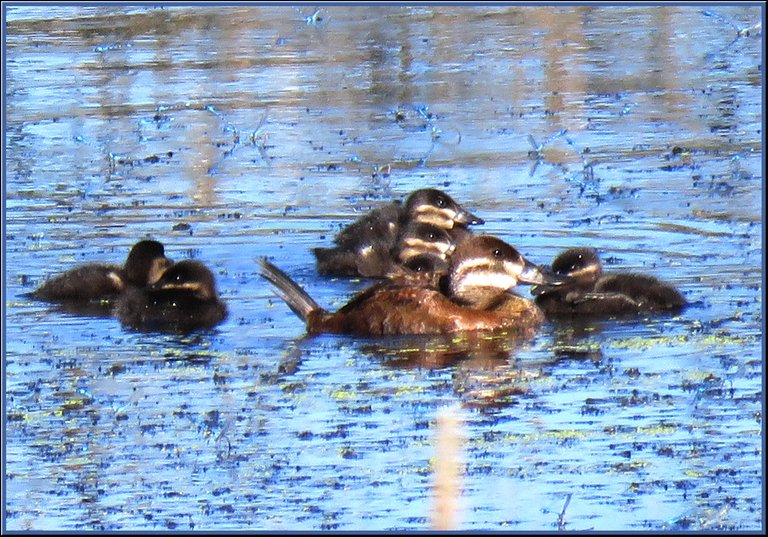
top-left (385, 252), bottom-right (449, 287)
top-left (402, 253), bottom-right (449, 275)
top-left (124, 240), bottom-right (173, 286)
top-left (447, 235), bottom-right (554, 309)
top-left (550, 247), bottom-right (603, 285)
top-left (150, 260), bottom-right (218, 301)
top-left (396, 222), bottom-right (455, 263)
top-left (404, 189), bottom-right (484, 229)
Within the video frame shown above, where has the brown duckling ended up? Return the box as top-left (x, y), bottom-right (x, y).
top-left (262, 235), bottom-right (561, 337)
top-left (383, 253), bottom-right (449, 289)
top-left (30, 239), bottom-right (172, 302)
top-left (313, 188), bottom-right (483, 277)
top-left (114, 259), bottom-right (227, 333)
top-left (316, 221), bottom-right (455, 278)
top-left (533, 247), bottom-right (687, 316)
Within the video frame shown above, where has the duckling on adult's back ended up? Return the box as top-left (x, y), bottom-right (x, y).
top-left (533, 247), bottom-right (687, 316)
top-left (315, 221), bottom-right (455, 278)
top-left (263, 235), bottom-right (559, 337)
top-left (30, 239), bottom-right (172, 302)
top-left (115, 259), bottom-right (227, 333)
top-left (335, 188), bottom-right (483, 246)
top-left (383, 253), bottom-right (449, 289)
top-left (313, 188), bottom-right (483, 277)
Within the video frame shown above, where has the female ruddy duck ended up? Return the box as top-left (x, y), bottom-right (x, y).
top-left (30, 239), bottom-right (172, 302)
top-left (533, 247), bottom-right (687, 316)
top-left (313, 188), bottom-right (483, 276)
top-left (115, 259), bottom-right (227, 333)
top-left (262, 235), bottom-right (561, 337)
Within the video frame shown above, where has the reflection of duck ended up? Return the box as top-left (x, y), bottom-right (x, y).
top-left (262, 235), bottom-right (560, 337)
top-left (363, 330), bottom-right (521, 369)
top-left (115, 259), bottom-right (227, 333)
top-left (313, 188), bottom-right (483, 277)
top-left (30, 240), bottom-right (172, 302)
top-left (533, 247), bottom-right (687, 316)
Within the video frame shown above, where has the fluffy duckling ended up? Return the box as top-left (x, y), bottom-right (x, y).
top-left (315, 221), bottom-right (455, 278)
top-left (30, 239), bottom-right (172, 302)
top-left (533, 247), bottom-right (687, 316)
top-left (384, 253), bottom-right (449, 289)
top-left (114, 259), bottom-right (227, 333)
top-left (313, 188), bottom-right (483, 277)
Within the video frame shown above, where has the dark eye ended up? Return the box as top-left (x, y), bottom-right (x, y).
top-left (493, 248), bottom-right (503, 258)
top-left (436, 196), bottom-right (446, 208)
top-left (428, 232), bottom-right (436, 240)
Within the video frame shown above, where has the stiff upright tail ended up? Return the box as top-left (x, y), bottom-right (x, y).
top-left (259, 258), bottom-right (322, 323)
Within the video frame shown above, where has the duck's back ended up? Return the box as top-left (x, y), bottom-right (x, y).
top-left (115, 287), bottom-right (227, 333)
top-left (593, 273), bottom-right (686, 311)
top-left (311, 285), bottom-right (542, 336)
top-left (33, 264), bottom-right (123, 301)
top-left (333, 202), bottom-right (402, 248)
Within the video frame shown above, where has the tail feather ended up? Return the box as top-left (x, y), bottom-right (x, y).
top-left (259, 258), bottom-right (321, 322)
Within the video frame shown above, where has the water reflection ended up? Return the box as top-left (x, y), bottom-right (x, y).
top-left (5, 3), bottom-right (762, 532)
top-left (363, 332), bottom-right (527, 370)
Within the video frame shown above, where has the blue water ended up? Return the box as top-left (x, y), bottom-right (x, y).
top-left (4, 4), bottom-right (763, 531)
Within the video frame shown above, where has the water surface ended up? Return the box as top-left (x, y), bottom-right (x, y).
top-left (4, 4), bottom-right (764, 531)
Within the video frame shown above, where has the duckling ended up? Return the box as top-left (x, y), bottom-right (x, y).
top-left (313, 188), bottom-right (483, 276)
top-left (384, 253), bottom-right (449, 289)
top-left (262, 235), bottom-right (561, 337)
top-left (533, 247), bottom-right (687, 316)
top-left (331, 201), bottom-right (402, 251)
top-left (30, 239), bottom-right (172, 302)
top-left (114, 259), bottom-right (227, 333)
top-left (316, 221), bottom-right (455, 278)
top-left (395, 222), bottom-right (455, 263)
top-left (313, 216), bottom-right (398, 276)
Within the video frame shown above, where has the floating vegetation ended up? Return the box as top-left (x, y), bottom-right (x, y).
top-left (5, 3), bottom-right (761, 532)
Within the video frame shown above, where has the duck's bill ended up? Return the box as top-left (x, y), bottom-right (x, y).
top-left (518, 260), bottom-right (570, 286)
top-left (529, 284), bottom-right (552, 296)
top-left (454, 208), bottom-right (484, 226)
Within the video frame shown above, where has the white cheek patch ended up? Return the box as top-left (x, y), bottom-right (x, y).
top-left (108, 271), bottom-right (125, 291)
top-left (400, 247), bottom-right (446, 263)
top-left (162, 281), bottom-right (211, 300)
top-left (359, 245), bottom-right (375, 257)
top-left (452, 256), bottom-right (489, 273)
top-left (414, 206), bottom-right (455, 228)
top-left (572, 264), bottom-right (601, 281)
top-left (454, 270), bottom-right (519, 292)
top-left (502, 260), bottom-right (524, 277)
top-left (147, 259), bottom-right (170, 285)
top-left (403, 238), bottom-right (452, 255)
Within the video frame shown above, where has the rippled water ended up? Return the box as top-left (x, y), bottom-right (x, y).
top-left (4, 4), bottom-right (764, 531)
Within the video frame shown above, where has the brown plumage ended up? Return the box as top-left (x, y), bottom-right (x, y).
top-left (30, 239), bottom-right (172, 302)
top-left (313, 188), bottom-right (483, 277)
top-left (533, 247), bottom-right (687, 316)
top-left (263, 235), bottom-right (559, 337)
top-left (115, 259), bottom-right (227, 333)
